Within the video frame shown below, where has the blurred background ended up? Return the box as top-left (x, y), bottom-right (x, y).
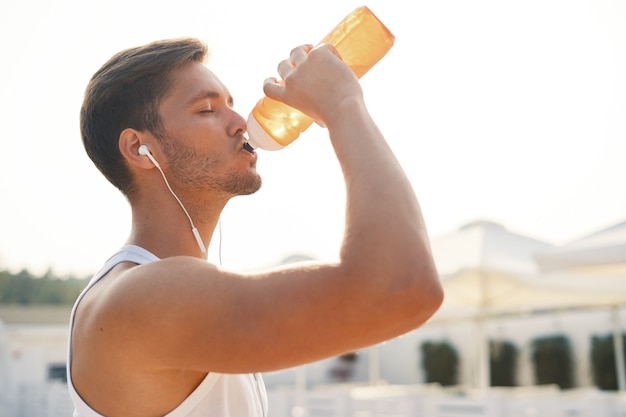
top-left (0, 0), bottom-right (625, 416)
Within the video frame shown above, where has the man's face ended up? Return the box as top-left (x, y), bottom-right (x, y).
top-left (156, 61), bottom-right (261, 198)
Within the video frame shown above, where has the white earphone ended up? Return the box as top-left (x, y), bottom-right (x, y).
top-left (137, 144), bottom-right (207, 257)
top-left (138, 144), bottom-right (157, 164)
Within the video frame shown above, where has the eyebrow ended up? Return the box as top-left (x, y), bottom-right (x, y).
top-left (186, 90), bottom-right (234, 107)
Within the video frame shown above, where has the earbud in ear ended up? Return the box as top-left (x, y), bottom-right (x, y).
top-left (138, 144), bottom-right (160, 168)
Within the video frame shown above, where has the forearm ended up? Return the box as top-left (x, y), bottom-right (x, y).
top-left (261, 43), bottom-right (442, 323)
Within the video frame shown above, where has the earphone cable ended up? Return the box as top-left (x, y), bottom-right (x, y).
top-left (218, 218), bottom-right (223, 266)
top-left (152, 161), bottom-right (207, 257)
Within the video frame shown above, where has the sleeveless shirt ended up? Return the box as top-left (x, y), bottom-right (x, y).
top-left (66, 245), bottom-right (268, 417)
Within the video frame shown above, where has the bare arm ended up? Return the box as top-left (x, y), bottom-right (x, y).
top-left (262, 44), bottom-right (443, 339)
top-left (96, 44), bottom-right (442, 374)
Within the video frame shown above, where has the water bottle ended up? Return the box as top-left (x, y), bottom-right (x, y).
top-left (246, 6), bottom-right (395, 150)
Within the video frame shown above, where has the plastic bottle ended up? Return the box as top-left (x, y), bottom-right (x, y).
top-left (246, 6), bottom-right (395, 151)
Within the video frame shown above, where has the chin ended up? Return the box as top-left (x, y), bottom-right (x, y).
top-left (236, 173), bottom-right (262, 196)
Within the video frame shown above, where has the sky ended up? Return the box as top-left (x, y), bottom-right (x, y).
top-left (0, 0), bottom-right (624, 277)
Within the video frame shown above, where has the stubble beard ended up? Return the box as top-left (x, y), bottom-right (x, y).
top-left (160, 137), bottom-right (262, 198)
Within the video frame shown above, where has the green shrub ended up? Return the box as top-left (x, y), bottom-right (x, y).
top-left (530, 335), bottom-right (574, 389)
top-left (490, 340), bottom-right (518, 387)
top-left (420, 340), bottom-right (459, 386)
top-left (591, 333), bottom-right (626, 391)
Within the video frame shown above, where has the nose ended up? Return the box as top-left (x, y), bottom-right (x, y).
top-left (229, 108), bottom-right (247, 137)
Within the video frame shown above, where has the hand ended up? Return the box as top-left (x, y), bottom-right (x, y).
top-left (262, 44), bottom-right (363, 127)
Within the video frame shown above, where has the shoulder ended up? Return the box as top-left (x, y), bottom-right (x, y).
top-left (77, 256), bottom-right (224, 333)
top-left (95, 256), bottom-right (225, 315)
top-left (74, 256), bottom-right (228, 361)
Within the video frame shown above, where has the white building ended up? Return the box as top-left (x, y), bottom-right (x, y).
top-left (0, 305), bottom-right (73, 417)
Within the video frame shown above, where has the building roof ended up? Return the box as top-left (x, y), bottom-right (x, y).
top-left (0, 305), bottom-right (72, 325)
top-left (534, 219), bottom-right (626, 274)
top-left (430, 220), bottom-right (553, 276)
top-left (430, 220), bottom-right (626, 321)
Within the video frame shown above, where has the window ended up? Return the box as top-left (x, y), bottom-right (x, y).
top-left (48, 363), bottom-right (67, 383)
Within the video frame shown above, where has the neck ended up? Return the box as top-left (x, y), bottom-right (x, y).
top-left (127, 191), bottom-right (227, 261)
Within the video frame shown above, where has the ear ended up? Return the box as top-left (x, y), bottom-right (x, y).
top-left (119, 128), bottom-right (156, 170)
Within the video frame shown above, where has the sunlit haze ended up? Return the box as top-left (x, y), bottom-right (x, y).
top-left (0, 0), bottom-right (624, 276)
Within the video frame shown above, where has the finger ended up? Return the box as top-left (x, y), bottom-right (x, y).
top-left (277, 59), bottom-right (294, 79)
top-left (289, 44), bottom-right (314, 66)
top-left (315, 43), bottom-right (342, 61)
top-left (262, 77), bottom-right (283, 100)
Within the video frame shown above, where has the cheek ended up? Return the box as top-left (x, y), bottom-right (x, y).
top-left (161, 112), bottom-right (208, 141)
top-left (184, 154), bottom-right (221, 177)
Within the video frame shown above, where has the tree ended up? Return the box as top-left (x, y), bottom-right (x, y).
top-left (0, 268), bottom-right (88, 305)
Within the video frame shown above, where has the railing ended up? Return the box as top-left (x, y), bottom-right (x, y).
top-left (267, 384), bottom-right (626, 417)
top-left (3, 381), bottom-right (626, 417)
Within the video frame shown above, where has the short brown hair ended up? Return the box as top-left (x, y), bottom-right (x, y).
top-left (80, 38), bottom-right (208, 197)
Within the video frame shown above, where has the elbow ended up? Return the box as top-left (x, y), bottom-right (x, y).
top-left (421, 270), bottom-right (445, 320)
top-left (396, 258), bottom-right (444, 329)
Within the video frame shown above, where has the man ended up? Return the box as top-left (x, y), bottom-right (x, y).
top-left (68, 37), bottom-right (443, 417)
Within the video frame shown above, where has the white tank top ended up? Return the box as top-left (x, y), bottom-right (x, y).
top-left (67, 245), bottom-right (268, 417)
